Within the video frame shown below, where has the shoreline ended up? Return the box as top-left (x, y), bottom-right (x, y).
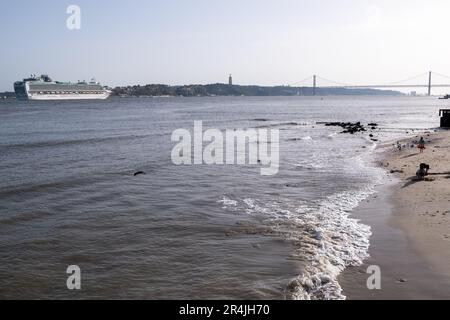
top-left (341, 130), bottom-right (450, 299)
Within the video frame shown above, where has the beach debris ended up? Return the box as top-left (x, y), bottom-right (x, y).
top-left (398, 278), bottom-right (408, 283)
top-left (390, 169), bottom-right (404, 174)
top-left (133, 171), bottom-right (146, 176)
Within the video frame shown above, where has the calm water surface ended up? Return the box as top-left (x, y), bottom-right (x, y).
top-left (0, 96), bottom-right (442, 299)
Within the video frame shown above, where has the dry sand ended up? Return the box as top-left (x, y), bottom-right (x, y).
top-left (383, 130), bottom-right (450, 277)
top-left (341, 130), bottom-right (450, 299)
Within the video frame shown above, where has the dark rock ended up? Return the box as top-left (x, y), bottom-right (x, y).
top-left (324, 121), bottom-right (368, 135)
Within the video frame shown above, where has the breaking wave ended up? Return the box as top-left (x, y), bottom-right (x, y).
top-left (219, 149), bottom-right (385, 300)
top-left (220, 185), bottom-right (375, 300)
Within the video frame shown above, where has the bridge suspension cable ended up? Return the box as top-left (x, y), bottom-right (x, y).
top-left (431, 71), bottom-right (450, 81)
top-left (289, 76), bottom-right (313, 87)
top-left (316, 72), bottom-right (430, 87)
top-left (383, 72), bottom-right (429, 86)
top-left (315, 76), bottom-right (354, 87)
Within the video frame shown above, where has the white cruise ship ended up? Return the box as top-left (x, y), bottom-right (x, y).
top-left (14, 75), bottom-right (111, 101)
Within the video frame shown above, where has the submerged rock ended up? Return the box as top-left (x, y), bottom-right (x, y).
top-left (323, 121), bottom-right (368, 134)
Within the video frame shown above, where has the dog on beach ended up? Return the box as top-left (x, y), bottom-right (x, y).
top-left (416, 163), bottom-right (430, 180)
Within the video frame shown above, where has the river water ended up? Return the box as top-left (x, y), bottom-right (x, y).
top-left (0, 96), bottom-right (442, 299)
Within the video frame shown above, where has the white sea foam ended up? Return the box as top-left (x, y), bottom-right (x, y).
top-left (243, 198), bottom-right (256, 209)
top-left (217, 196), bottom-right (237, 208)
top-left (289, 150), bottom-right (385, 299)
top-left (285, 186), bottom-right (376, 300)
top-left (221, 184), bottom-right (376, 300)
top-left (219, 147), bottom-right (385, 300)
top-left (327, 132), bottom-right (338, 138)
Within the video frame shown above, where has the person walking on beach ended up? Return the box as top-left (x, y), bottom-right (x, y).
top-left (418, 137), bottom-right (426, 153)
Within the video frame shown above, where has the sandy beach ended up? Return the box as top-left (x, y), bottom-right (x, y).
top-left (385, 131), bottom-right (450, 274)
top-left (341, 130), bottom-right (450, 299)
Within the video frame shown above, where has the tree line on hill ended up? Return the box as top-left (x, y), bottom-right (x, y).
top-left (111, 83), bottom-right (402, 97)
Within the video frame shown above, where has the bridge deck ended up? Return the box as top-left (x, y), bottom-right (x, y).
top-left (320, 84), bottom-right (450, 89)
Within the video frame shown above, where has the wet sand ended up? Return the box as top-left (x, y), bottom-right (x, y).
top-left (341, 130), bottom-right (450, 299)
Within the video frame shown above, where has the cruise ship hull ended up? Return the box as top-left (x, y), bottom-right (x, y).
top-left (28, 92), bottom-right (111, 100)
top-left (14, 75), bottom-right (111, 101)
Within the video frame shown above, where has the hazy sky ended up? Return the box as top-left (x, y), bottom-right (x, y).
top-left (2, 0), bottom-right (450, 91)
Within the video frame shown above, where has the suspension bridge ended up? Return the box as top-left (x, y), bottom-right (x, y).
top-left (289, 71), bottom-right (450, 96)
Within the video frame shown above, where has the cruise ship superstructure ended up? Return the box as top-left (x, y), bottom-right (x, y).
top-left (14, 75), bottom-right (111, 101)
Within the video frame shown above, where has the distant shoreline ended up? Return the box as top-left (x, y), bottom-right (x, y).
top-left (1, 85), bottom-right (404, 100)
top-left (0, 92), bottom-right (16, 100)
top-left (111, 83), bottom-right (403, 97)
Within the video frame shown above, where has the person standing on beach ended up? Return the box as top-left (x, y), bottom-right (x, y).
top-left (418, 137), bottom-right (426, 153)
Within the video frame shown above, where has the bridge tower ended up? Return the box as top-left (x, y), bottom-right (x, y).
top-left (428, 71), bottom-right (432, 96)
top-left (313, 75), bottom-right (317, 96)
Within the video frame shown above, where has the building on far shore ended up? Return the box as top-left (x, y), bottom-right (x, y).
top-left (229, 74), bottom-right (233, 86)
